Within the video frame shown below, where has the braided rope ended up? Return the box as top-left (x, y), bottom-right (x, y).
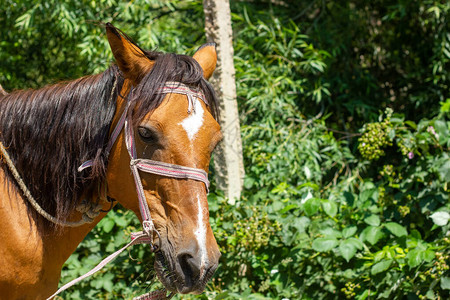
top-left (133, 290), bottom-right (174, 300)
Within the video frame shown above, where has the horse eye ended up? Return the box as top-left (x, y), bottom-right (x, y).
top-left (138, 126), bottom-right (158, 143)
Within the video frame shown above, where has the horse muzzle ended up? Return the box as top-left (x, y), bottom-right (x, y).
top-left (154, 240), bottom-right (221, 294)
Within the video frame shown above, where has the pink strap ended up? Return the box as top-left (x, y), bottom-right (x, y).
top-left (160, 81), bottom-right (207, 113)
top-left (133, 159), bottom-right (209, 191)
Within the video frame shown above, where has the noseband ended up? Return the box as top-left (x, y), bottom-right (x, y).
top-left (47, 81), bottom-right (211, 299)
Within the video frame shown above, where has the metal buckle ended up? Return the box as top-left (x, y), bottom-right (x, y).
top-left (142, 220), bottom-right (154, 237)
top-left (142, 221), bottom-right (163, 252)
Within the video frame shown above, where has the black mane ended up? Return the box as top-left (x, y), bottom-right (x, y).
top-left (0, 41), bottom-right (219, 233)
top-left (0, 66), bottom-right (123, 231)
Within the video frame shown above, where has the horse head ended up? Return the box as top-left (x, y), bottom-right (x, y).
top-left (104, 25), bottom-right (222, 294)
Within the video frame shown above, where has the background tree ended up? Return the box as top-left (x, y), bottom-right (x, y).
top-left (203, 0), bottom-right (245, 204)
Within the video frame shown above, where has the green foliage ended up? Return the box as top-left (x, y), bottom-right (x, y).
top-left (1, 0), bottom-right (449, 299)
top-left (0, 0), bottom-right (204, 90)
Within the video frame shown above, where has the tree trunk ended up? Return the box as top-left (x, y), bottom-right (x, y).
top-left (203, 0), bottom-right (244, 204)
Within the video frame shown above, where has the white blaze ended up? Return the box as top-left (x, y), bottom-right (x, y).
top-left (194, 194), bottom-right (208, 273)
top-left (179, 99), bottom-right (204, 141)
top-left (181, 99), bottom-right (208, 272)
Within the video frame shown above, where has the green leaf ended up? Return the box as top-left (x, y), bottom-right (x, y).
top-left (430, 211), bottom-right (450, 226)
top-left (423, 250), bottom-right (435, 262)
top-left (346, 237), bottom-right (364, 250)
top-left (115, 216), bottom-right (128, 227)
top-left (425, 290), bottom-right (435, 299)
top-left (410, 229), bottom-right (422, 239)
top-left (291, 216), bottom-right (311, 233)
top-left (342, 226), bottom-right (357, 238)
top-left (441, 277), bottom-right (450, 290)
top-left (406, 249), bottom-right (423, 268)
top-left (103, 280), bottom-right (113, 292)
top-left (356, 289), bottom-right (370, 300)
top-left (405, 120), bottom-right (417, 129)
top-left (438, 161), bottom-right (450, 184)
top-left (102, 219), bottom-right (115, 233)
top-left (279, 204), bottom-right (298, 214)
top-left (339, 239), bottom-right (357, 262)
top-left (359, 183), bottom-right (377, 203)
top-left (321, 199), bottom-right (338, 217)
top-left (385, 222), bottom-right (408, 237)
top-left (362, 226), bottom-right (384, 245)
top-left (319, 227), bottom-right (342, 239)
top-left (215, 291), bottom-right (231, 300)
top-left (371, 259), bottom-right (393, 275)
top-left (297, 182), bottom-right (320, 191)
top-left (312, 237), bottom-right (338, 252)
top-left (272, 200), bottom-right (284, 211)
top-left (364, 215), bottom-right (381, 226)
top-left (244, 177), bottom-right (255, 189)
top-left (304, 197), bottom-right (321, 216)
top-left (440, 99), bottom-right (450, 113)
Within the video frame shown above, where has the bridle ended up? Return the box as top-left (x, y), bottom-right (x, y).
top-left (44, 80), bottom-right (212, 299)
top-left (80, 81), bottom-right (210, 239)
top-left (125, 82), bottom-right (210, 238)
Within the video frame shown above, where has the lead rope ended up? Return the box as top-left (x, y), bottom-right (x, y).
top-left (46, 82), bottom-right (210, 299)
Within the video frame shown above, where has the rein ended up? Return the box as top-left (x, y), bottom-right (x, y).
top-left (1, 80), bottom-right (210, 300)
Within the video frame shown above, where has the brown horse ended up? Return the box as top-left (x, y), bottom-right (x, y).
top-left (0, 24), bottom-right (222, 299)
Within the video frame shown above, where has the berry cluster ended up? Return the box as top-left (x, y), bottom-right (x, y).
top-left (341, 281), bottom-right (361, 298)
top-left (358, 109), bottom-right (393, 161)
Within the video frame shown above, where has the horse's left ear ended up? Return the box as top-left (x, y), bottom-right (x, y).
top-left (105, 23), bottom-right (153, 84)
top-left (193, 43), bottom-right (217, 80)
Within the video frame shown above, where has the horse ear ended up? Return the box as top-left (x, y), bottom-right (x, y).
top-left (193, 43), bottom-right (217, 80)
top-left (105, 23), bottom-right (153, 83)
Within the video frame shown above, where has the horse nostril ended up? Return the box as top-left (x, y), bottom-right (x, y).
top-left (177, 252), bottom-right (201, 286)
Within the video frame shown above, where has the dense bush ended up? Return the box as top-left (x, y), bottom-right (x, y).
top-left (1, 0), bottom-right (449, 299)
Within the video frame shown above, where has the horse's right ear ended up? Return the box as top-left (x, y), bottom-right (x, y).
top-left (105, 23), bottom-right (153, 84)
top-left (0, 84), bottom-right (7, 96)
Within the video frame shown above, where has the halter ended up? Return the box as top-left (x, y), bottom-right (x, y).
top-left (80, 81), bottom-right (210, 236)
top-left (127, 83), bottom-right (210, 238)
top-left (47, 81), bottom-right (211, 300)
